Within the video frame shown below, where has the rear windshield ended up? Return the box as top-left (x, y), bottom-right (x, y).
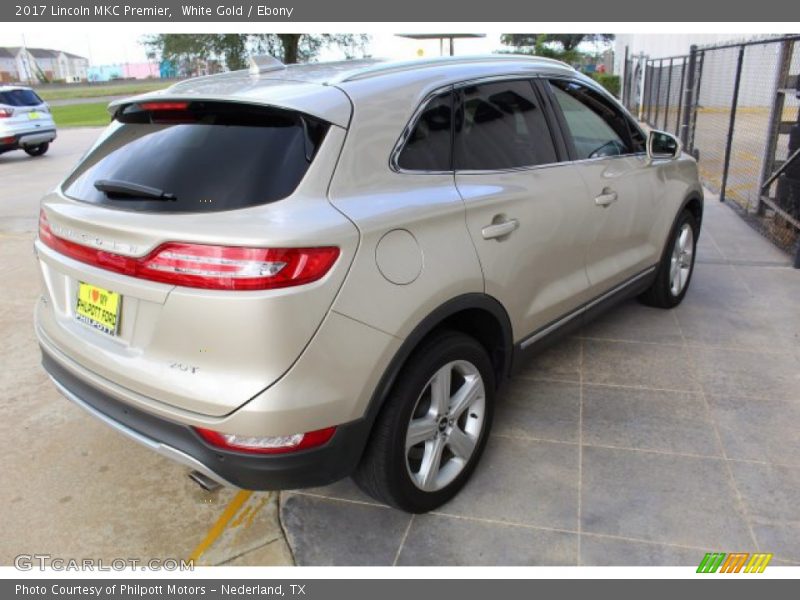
top-left (0, 89), bottom-right (43, 107)
top-left (62, 101), bottom-right (329, 213)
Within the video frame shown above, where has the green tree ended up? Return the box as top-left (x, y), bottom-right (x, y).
top-left (500, 34), bottom-right (614, 64)
top-left (143, 34), bottom-right (370, 76)
top-left (501, 34), bottom-right (614, 52)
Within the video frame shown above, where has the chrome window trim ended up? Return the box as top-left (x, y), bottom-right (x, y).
top-left (545, 74), bottom-right (648, 161)
top-left (390, 73), bottom-right (569, 176)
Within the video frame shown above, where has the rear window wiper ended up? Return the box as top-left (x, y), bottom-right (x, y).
top-left (94, 179), bottom-right (176, 201)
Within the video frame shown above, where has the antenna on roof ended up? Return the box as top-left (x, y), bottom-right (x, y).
top-left (249, 55), bottom-right (286, 75)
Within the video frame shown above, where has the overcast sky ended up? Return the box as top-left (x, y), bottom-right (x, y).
top-left (0, 32), bottom-right (505, 64)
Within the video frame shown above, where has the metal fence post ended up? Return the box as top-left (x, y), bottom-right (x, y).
top-left (664, 58), bottom-right (674, 130)
top-left (720, 45), bottom-right (746, 203)
top-left (653, 59), bottom-right (663, 127)
top-left (622, 45), bottom-right (630, 107)
top-left (679, 45), bottom-right (698, 150)
top-left (647, 61), bottom-right (655, 123)
top-left (638, 53), bottom-right (646, 120)
top-left (675, 58), bottom-right (687, 137)
top-left (757, 39), bottom-right (793, 216)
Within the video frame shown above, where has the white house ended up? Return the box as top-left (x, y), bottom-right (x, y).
top-left (0, 47), bottom-right (89, 83)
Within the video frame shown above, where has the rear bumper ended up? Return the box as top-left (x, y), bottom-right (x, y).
top-left (41, 348), bottom-right (371, 490)
top-left (0, 129), bottom-right (56, 151)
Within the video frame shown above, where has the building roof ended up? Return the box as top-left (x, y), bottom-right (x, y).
top-left (0, 46), bottom-right (87, 60)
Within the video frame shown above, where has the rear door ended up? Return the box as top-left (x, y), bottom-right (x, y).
top-left (455, 78), bottom-right (594, 341)
top-left (544, 78), bottom-right (659, 295)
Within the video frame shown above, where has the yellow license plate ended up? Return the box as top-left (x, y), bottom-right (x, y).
top-left (75, 282), bottom-right (121, 336)
top-left (27, 111), bottom-right (41, 120)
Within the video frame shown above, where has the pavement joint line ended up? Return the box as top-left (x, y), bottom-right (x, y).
top-left (285, 489), bottom-right (389, 509)
top-left (216, 536), bottom-right (286, 567)
top-left (284, 485), bottom-right (774, 552)
top-left (187, 489), bottom-right (253, 564)
top-left (426, 511), bottom-right (720, 556)
top-left (276, 492), bottom-right (298, 566)
top-left (392, 515), bottom-right (415, 566)
top-left (576, 333), bottom-right (792, 356)
top-left (492, 432), bottom-right (800, 469)
top-left (696, 258), bottom-right (792, 267)
top-left (703, 226), bottom-right (729, 263)
top-left (514, 374), bottom-right (798, 403)
top-left (671, 309), bottom-right (762, 552)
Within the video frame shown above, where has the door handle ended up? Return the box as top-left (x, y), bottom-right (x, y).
top-left (594, 189), bottom-right (618, 207)
top-left (481, 218), bottom-right (519, 240)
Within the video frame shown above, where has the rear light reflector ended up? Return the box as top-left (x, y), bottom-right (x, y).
top-left (194, 426), bottom-right (336, 454)
top-left (38, 210), bottom-right (339, 290)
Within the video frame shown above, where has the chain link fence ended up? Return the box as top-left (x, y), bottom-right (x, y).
top-left (624, 36), bottom-right (800, 265)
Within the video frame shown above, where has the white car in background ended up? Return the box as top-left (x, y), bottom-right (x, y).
top-left (0, 86), bottom-right (56, 157)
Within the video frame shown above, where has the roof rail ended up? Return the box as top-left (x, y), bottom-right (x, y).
top-left (249, 55), bottom-right (286, 75)
top-left (337, 54), bottom-right (569, 83)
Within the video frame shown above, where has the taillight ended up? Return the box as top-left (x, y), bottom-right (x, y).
top-left (0, 108), bottom-right (13, 118)
top-left (38, 210), bottom-right (339, 290)
top-left (194, 426), bottom-right (336, 454)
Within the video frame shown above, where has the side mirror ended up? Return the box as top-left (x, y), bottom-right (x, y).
top-left (647, 130), bottom-right (681, 160)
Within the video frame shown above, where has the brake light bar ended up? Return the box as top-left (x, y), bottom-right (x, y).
top-left (194, 426), bottom-right (336, 454)
top-left (38, 211), bottom-right (339, 291)
top-left (137, 101), bottom-right (189, 111)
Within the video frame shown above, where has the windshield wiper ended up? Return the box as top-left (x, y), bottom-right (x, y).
top-left (94, 179), bottom-right (176, 201)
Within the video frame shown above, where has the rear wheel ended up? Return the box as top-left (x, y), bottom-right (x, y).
top-left (24, 143), bottom-right (49, 157)
top-left (353, 331), bottom-right (495, 513)
top-left (639, 209), bottom-right (698, 308)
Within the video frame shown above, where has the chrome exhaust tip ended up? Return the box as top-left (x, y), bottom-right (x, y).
top-left (188, 470), bottom-right (223, 492)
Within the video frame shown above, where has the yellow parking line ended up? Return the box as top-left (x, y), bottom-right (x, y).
top-left (188, 489), bottom-right (252, 563)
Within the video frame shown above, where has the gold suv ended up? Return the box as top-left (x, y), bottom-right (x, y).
top-left (35, 56), bottom-right (703, 512)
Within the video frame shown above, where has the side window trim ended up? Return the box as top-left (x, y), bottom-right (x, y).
top-left (452, 77), bottom-right (565, 173)
top-left (391, 85), bottom-right (455, 174)
top-left (530, 77), bottom-right (572, 163)
top-left (545, 77), bottom-right (646, 162)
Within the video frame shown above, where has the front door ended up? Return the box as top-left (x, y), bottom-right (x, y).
top-left (455, 79), bottom-right (595, 341)
top-left (545, 78), bottom-right (661, 295)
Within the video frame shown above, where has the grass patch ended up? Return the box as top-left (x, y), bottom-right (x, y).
top-left (51, 102), bottom-right (112, 128)
top-left (35, 81), bottom-right (169, 101)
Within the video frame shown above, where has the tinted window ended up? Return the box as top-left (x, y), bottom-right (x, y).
top-left (63, 101), bottom-right (328, 213)
top-left (549, 80), bottom-right (645, 160)
top-left (455, 80), bottom-right (557, 170)
top-left (397, 91), bottom-right (453, 171)
top-left (0, 88), bottom-right (43, 107)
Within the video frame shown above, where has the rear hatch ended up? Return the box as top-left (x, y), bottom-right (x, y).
top-left (35, 97), bottom-right (358, 417)
top-left (0, 88), bottom-right (55, 135)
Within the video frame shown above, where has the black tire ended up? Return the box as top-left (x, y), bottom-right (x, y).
top-left (24, 143), bottom-right (49, 157)
top-left (639, 209), bottom-right (698, 308)
top-left (353, 330), bottom-right (495, 513)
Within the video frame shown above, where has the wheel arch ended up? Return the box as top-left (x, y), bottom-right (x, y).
top-left (363, 293), bottom-right (513, 427)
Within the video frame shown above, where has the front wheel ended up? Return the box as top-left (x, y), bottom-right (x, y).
top-left (353, 331), bottom-right (495, 513)
top-left (24, 143), bottom-right (49, 157)
top-left (639, 209), bottom-right (698, 308)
